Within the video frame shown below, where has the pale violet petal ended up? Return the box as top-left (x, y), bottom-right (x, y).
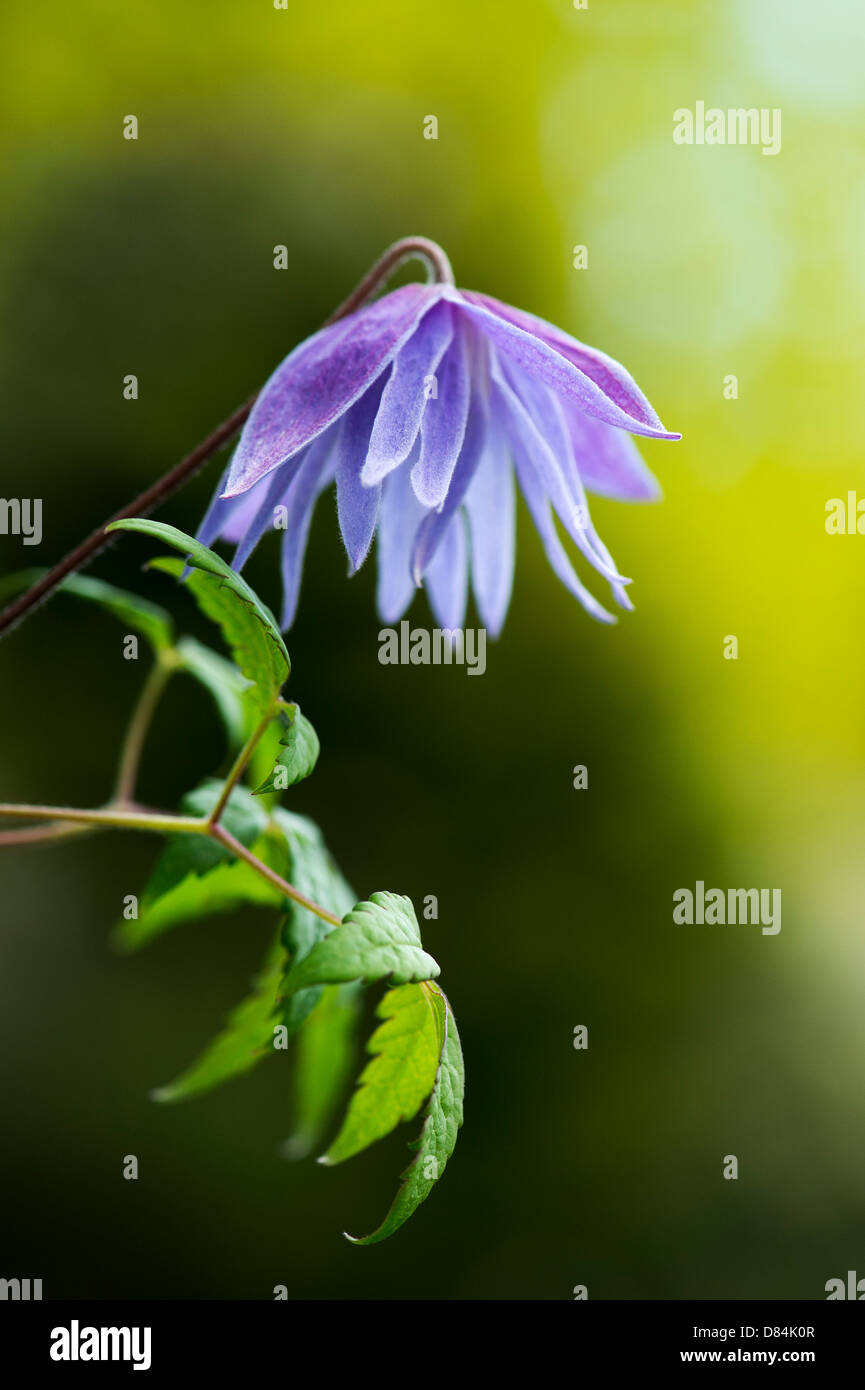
top-left (423, 512), bottom-right (468, 631)
top-left (278, 451), bottom-right (337, 629)
top-left (335, 381), bottom-right (385, 573)
top-left (225, 283), bottom-right (445, 497)
top-left (492, 359), bottom-right (629, 590)
top-left (235, 433), bottom-right (333, 569)
top-left (503, 368), bottom-right (632, 609)
top-left (362, 301), bottom-right (455, 487)
top-left (376, 449), bottom-right (428, 624)
top-left (410, 318), bottom-right (471, 508)
top-left (565, 407), bottom-right (661, 502)
top-left (464, 432), bottom-right (515, 638)
top-left (457, 293), bottom-right (679, 440)
top-left (411, 377), bottom-right (489, 583)
top-left (460, 290), bottom-right (679, 440)
top-left (496, 382), bottom-right (616, 624)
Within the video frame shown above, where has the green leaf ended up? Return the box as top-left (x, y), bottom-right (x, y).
top-left (272, 809), bottom-right (356, 1036)
top-left (114, 782), bottom-right (275, 950)
top-left (272, 809), bottom-right (355, 953)
top-left (347, 989), bottom-right (464, 1245)
top-left (0, 567), bottom-right (174, 652)
top-left (283, 982), bottom-right (362, 1160)
top-left (322, 981), bottom-right (445, 1167)
top-left (280, 892), bottom-right (440, 997)
top-left (253, 703), bottom-right (320, 795)
top-left (153, 929), bottom-right (287, 1103)
top-left (108, 521), bottom-right (289, 708)
top-left (141, 780), bottom-right (270, 904)
top-left (175, 635), bottom-right (250, 750)
top-left (114, 837), bottom-right (283, 952)
top-left (137, 810), bottom-right (359, 1102)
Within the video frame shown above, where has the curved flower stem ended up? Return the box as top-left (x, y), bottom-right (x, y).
top-left (114, 652), bottom-right (177, 804)
top-left (323, 236), bottom-right (455, 324)
top-left (0, 235), bottom-right (455, 641)
top-left (0, 799), bottom-right (341, 927)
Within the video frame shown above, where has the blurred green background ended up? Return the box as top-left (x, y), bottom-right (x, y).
top-left (2, 0), bottom-right (864, 1300)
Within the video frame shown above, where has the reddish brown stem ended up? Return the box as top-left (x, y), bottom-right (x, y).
top-left (0, 394), bottom-right (256, 639)
top-left (0, 236), bottom-right (454, 641)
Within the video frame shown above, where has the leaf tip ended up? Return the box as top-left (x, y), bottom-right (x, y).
top-left (280, 1136), bottom-right (311, 1162)
top-left (149, 1085), bottom-right (176, 1104)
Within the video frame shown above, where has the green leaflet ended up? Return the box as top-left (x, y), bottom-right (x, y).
top-left (114, 837), bottom-right (283, 952)
top-left (175, 635), bottom-right (250, 750)
top-left (108, 521), bottom-right (289, 709)
top-left (140, 806), bottom-right (359, 1103)
top-left (153, 929), bottom-right (287, 1103)
top-left (348, 990), bottom-right (465, 1245)
top-left (273, 808), bottom-right (355, 954)
top-left (283, 982), bottom-right (362, 1160)
top-left (322, 981), bottom-right (446, 1167)
top-left (253, 702), bottom-right (320, 795)
top-left (0, 568), bottom-right (174, 653)
top-left (281, 892), bottom-right (441, 996)
top-left (1, 564), bottom-right (253, 754)
top-left (273, 809), bottom-right (356, 1036)
top-left (140, 780), bottom-right (270, 905)
top-left (114, 781), bottom-right (281, 950)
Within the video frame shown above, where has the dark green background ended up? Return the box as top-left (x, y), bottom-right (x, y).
top-left (2, 0), bottom-right (864, 1299)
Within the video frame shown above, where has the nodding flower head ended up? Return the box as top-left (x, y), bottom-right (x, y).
top-left (198, 280), bottom-right (680, 633)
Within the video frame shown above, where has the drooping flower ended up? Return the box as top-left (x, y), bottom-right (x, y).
top-left (197, 282), bottom-right (679, 633)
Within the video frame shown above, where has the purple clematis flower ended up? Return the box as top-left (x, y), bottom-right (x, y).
top-left (197, 283), bottom-right (679, 633)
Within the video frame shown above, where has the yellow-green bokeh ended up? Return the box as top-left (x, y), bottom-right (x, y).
top-left (1, 0), bottom-right (863, 1299)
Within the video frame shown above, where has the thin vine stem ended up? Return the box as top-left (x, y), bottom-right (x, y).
top-left (206, 703), bottom-right (276, 827)
top-left (0, 821), bottom-right (94, 848)
top-left (0, 804), bottom-right (208, 834)
top-left (210, 823), bottom-right (342, 927)
top-left (0, 236), bottom-right (455, 640)
top-left (114, 653), bottom-right (176, 804)
top-left (0, 800), bottom-right (341, 927)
